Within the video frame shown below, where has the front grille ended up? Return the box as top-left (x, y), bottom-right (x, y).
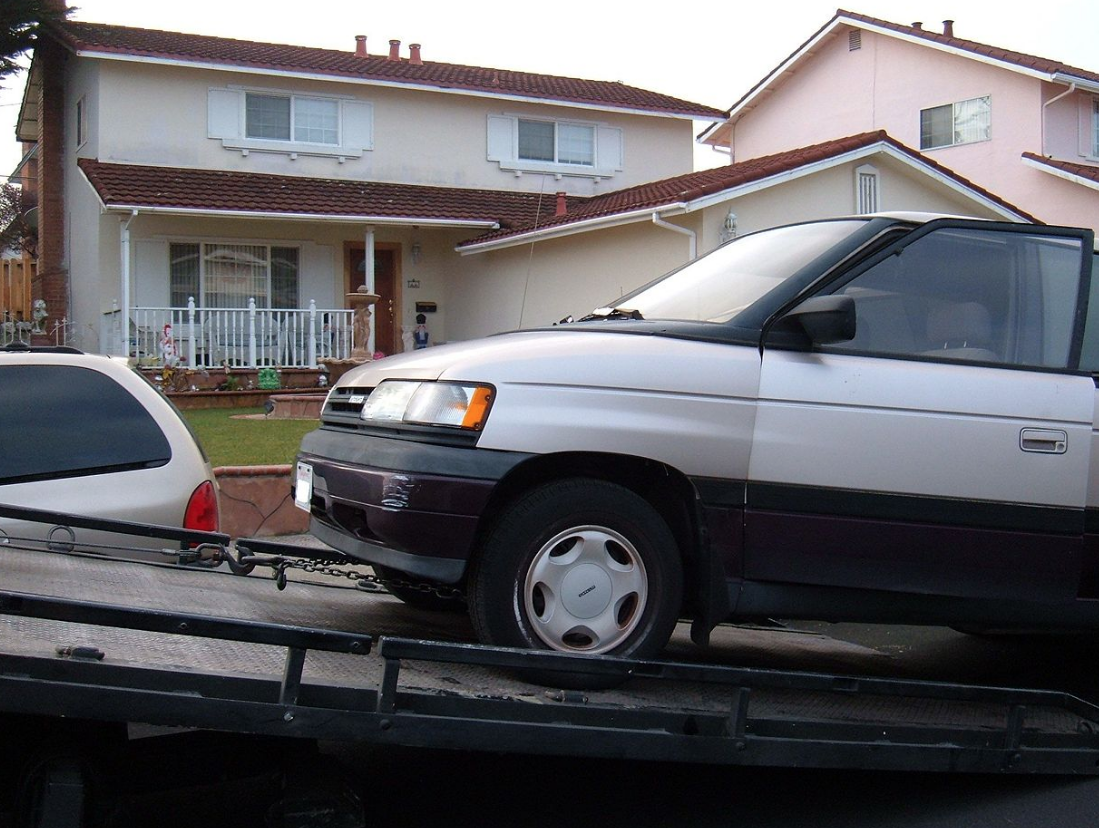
top-left (321, 385), bottom-right (373, 428)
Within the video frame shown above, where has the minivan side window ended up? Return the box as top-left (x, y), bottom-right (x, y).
top-left (827, 227), bottom-right (1085, 369)
top-left (1077, 253), bottom-right (1099, 373)
top-left (0, 365), bottom-right (171, 484)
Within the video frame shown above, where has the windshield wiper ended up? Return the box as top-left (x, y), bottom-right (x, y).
top-left (578, 306), bottom-right (645, 322)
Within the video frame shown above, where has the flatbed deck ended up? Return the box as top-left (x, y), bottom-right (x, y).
top-left (3, 534), bottom-right (1099, 777)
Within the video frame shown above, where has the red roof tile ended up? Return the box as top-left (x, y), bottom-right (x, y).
top-left (1022, 153), bottom-right (1099, 186)
top-left (461, 132), bottom-right (1038, 247)
top-left (76, 159), bottom-right (552, 228)
top-left (51, 21), bottom-right (723, 119)
top-left (836, 10), bottom-right (1099, 86)
top-left (716, 10), bottom-right (1099, 130)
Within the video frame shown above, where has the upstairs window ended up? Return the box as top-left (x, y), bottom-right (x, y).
top-left (245, 93), bottom-right (339, 145)
top-left (517, 119), bottom-right (595, 166)
top-left (920, 96), bottom-right (990, 150)
top-left (1093, 99), bottom-right (1099, 157)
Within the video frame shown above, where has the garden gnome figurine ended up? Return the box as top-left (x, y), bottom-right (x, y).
top-left (160, 323), bottom-right (179, 366)
top-left (413, 313), bottom-right (429, 349)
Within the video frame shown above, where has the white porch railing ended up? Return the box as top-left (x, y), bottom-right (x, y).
top-left (123, 298), bottom-right (354, 368)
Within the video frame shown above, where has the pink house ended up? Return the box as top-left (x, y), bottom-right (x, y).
top-left (700, 10), bottom-right (1099, 233)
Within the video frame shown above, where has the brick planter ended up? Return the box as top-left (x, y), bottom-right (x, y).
top-left (214, 465), bottom-right (309, 539)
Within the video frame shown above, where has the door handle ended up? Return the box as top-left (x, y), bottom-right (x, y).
top-left (1019, 428), bottom-right (1067, 454)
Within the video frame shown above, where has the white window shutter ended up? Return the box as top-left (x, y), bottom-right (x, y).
top-left (597, 126), bottom-right (623, 171)
top-left (207, 88), bottom-right (242, 140)
top-left (342, 100), bottom-right (374, 151)
top-left (487, 115), bottom-right (515, 161)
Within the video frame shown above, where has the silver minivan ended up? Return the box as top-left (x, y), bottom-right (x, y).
top-left (297, 214), bottom-right (1099, 662)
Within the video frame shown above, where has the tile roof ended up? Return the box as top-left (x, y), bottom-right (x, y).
top-left (50, 21), bottom-right (724, 119)
top-left (76, 159), bottom-right (552, 228)
top-left (460, 131), bottom-right (1038, 247)
top-left (1022, 153), bottom-right (1099, 186)
top-left (836, 10), bottom-right (1099, 86)
top-left (709, 9), bottom-right (1099, 139)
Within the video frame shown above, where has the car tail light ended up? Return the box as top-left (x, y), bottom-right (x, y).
top-left (184, 480), bottom-right (220, 533)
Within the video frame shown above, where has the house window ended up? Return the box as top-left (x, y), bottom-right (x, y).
top-left (1093, 99), bottom-right (1099, 157)
top-left (517, 119), bottom-right (595, 166)
top-left (170, 242), bottom-right (300, 309)
top-left (920, 96), bottom-right (990, 149)
top-left (245, 93), bottom-right (338, 146)
top-left (855, 164), bottom-right (879, 214)
top-left (75, 96), bottom-right (87, 149)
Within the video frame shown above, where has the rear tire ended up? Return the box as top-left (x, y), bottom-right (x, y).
top-left (468, 478), bottom-right (683, 687)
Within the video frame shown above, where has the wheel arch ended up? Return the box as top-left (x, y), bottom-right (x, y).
top-left (472, 451), bottom-right (710, 621)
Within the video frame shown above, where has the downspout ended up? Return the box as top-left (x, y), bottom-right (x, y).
top-left (1041, 82), bottom-right (1076, 157)
top-left (652, 212), bottom-right (697, 260)
top-left (120, 209), bottom-right (138, 357)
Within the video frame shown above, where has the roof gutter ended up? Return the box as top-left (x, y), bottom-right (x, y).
top-left (457, 204), bottom-right (688, 256)
top-left (651, 212), bottom-right (696, 259)
top-left (1022, 156), bottom-right (1099, 193)
top-left (97, 203), bottom-right (500, 229)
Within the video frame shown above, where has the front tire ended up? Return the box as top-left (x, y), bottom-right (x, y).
top-left (468, 479), bottom-right (683, 669)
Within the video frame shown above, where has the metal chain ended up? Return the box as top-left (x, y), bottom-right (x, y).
top-left (249, 554), bottom-right (465, 600)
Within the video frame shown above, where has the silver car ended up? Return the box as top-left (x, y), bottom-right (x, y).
top-left (0, 346), bottom-right (220, 558)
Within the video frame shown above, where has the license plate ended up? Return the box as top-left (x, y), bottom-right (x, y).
top-left (294, 462), bottom-right (313, 511)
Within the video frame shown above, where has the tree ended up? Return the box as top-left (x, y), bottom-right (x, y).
top-left (0, 0), bottom-right (68, 86)
top-left (0, 182), bottom-right (36, 255)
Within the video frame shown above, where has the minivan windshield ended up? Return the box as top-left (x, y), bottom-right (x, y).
top-left (610, 220), bottom-right (869, 323)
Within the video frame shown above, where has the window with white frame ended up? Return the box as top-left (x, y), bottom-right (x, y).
top-left (517, 119), bottom-right (595, 166)
top-left (170, 242), bottom-right (300, 309)
top-left (75, 96), bottom-right (87, 149)
top-left (245, 93), bottom-right (338, 145)
top-left (208, 88), bottom-right (373, 159)
top-left (920, 96), bottom-right (991, 150)
top-left (488, 114), bottom-right (621, 177)
top-left (1093, 99), bottom-right (1099, 157)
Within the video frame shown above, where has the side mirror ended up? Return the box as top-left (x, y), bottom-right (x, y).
top-left (773, 295), bottom-right (856, 346)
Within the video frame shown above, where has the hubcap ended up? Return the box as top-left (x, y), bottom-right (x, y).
top-left (523, 525), bottom-right (648, 654)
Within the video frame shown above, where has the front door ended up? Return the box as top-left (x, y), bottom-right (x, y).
top-left (746, 222), bottom-right (1095, 605)
top-left (348, 244), bottom-right (400, 356)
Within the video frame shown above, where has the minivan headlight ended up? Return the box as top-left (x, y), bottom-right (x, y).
top-left (361, 380), bottom-right (494, 431)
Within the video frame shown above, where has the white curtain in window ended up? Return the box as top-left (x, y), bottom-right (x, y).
top-left (204, 245), bottom-right (269, 309)
top-left (557, 123), bottom-right (595, 166)
top-left (954, 96), bottom-right (990, 145)
top-left (295, 98), bottom-right (339, 145)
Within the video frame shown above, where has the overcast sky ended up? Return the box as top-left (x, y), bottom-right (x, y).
top-left (2, 0), bottom-right (1098, 178)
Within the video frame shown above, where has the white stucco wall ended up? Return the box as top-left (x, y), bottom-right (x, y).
top-left (92, 60), bottom-right (694, 197)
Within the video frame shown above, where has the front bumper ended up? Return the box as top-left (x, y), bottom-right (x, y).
top-left (299, 427), bottom-right (531, 584)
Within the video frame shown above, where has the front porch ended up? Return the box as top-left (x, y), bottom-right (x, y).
top-left (104, 299), bottom-right (356, 369)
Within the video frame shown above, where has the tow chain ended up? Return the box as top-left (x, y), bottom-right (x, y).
top-left (220, 545), bottom-right (465, 600)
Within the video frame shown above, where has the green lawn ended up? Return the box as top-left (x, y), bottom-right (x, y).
top-left (183, 407), bottom-right (318, 467)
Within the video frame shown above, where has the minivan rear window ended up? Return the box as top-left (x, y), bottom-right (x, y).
top-left (0, 365), bottom-right (171, 484)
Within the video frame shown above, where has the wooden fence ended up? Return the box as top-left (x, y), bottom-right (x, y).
top-left (2, 254), bottom-right (34, 324)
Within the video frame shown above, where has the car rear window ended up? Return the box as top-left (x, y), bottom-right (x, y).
top-left (0, 364), bottom-right (171, 485)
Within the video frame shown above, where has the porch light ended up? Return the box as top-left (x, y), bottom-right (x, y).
top-left (411, 240), bottom-right (423, 264)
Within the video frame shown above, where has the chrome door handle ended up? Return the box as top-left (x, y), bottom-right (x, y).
top-left (1019, 428), bottom-right (1067, 454)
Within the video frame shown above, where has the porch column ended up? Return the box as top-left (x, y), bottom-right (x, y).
top-left (119, 210), bottom-right (138, 357)
top-left (364, 225), bottom-right (376, 355)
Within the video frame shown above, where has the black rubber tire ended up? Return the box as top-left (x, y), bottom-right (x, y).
top-left (467, 478), bottom-right (683, 688)
top-left (372, 565), bottom-right (467, 614)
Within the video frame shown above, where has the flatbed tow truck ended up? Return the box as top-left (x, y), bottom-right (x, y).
top-left (2, 504), bottom-right (1099, 826)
